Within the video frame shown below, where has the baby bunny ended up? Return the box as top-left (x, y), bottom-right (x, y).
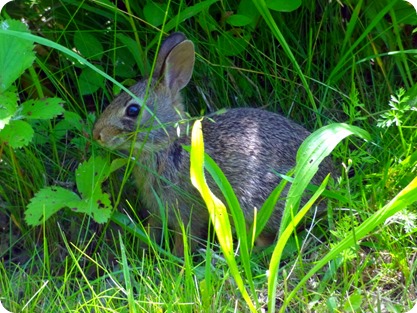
top-left (93, 32), bottom-right (334, 255)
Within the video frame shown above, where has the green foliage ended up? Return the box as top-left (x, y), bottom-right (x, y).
top-left (189, 119), bottom-right (258, 312)
top-left (74, 30), bottom-right (104, 61)
top-left (2, 0), bottom-right (417, 312)
top-left (25, 156), bottom-right (126, 225)
top-left (0, 93), bottom-right (65, 148)
top-left (0, 20), bottom-right (64, 148)
top-left (0, 19), bottom-right (35, 93)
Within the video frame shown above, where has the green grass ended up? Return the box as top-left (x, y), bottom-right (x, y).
top-left (1, 0), bottom-right (417, 312)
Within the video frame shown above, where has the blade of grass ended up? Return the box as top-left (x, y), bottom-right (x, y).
top-left (280, 123), bottom-right (371, 237)
top-left (251, 0), bottom-right (320, 125)
top-left (280, 174), bottom-right (417, 312)
top-left (202, 150), bottom-right (257, 299)
top-left (189, 119), bottom-right (257, 313)
top-left (269, 123), bottom-right (371, 312)
top-left (268, 175), bottom-right (329, 313)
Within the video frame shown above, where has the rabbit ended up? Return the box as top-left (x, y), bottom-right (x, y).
top-left (93, 32), bottom-right (335, 256)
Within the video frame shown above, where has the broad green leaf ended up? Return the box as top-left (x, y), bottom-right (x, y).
top-left (266, 0), bottom-right (301, 12)
top-left (0, 90), bottom-right (18, 129)
top-left (67, 190), bottom-right (112, 224)
top-left (20, 97), bottom-right (64, 120)
top-left (393, 1), bottom-right (417, 26)
top-left (0, 120), bottom-right (34, 148)
top-left (271, 123), bottom-right (370, 313)
top-left (78, 66), bottom-right (105, 95)
top-left (75, 156), bottom-right (110, 198)
top-left (74, 31), bottom-right (104, 61)
top-left (0, 19), bottom-right (35, 93)
top-left (226, 14), bottom-right (253, 27)
top-left (143, 1), bottom-right (169, 27)
top-left (280, 123), bottom-right (371, 235)
top-left (25, 186), bottom-right (81, 226)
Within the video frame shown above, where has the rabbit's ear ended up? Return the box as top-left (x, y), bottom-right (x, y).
top-left (162, 40), bottom-right (195, 93)
top-left (153, 32), bottom-right (187, 78)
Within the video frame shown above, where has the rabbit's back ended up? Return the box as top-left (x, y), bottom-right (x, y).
top-left (201, 107), bottom-right (332, 232)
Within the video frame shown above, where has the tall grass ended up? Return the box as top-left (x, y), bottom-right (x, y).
top-left (1, 0), bottom-right (417, 312)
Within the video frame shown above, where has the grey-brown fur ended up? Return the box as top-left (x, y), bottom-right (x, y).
top-left (93, 32), bottom-right (334, 255)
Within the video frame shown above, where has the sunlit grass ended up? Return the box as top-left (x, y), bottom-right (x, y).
top-left (1, 0), bottom-right (417, 312)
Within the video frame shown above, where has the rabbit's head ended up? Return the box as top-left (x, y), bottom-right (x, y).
top-left (93, 32), bottom-right (195, 152)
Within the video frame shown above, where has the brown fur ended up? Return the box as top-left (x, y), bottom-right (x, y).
top-left (93, 32), bottom-right (334, 255)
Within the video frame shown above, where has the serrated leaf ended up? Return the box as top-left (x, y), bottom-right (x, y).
top-left (143, 1), bottom-right (168, 27)
top-left (0, 90), bottom-right (18, 129)
top-left (67, 190), bottom-right (112, 223)
top-left (0, 119), bottom-right (34, 148)
top-left (75, 156), bottom-right (110, 198)
top-left (78, 66), bottom-right (105, 95)
top-left (74, 31), bottom-right (104, 61)
top-left (0, 20), bottom-right (36, 93)
top-left (226, 14), bottom-right (253, 27)
top-left (266, 0), bottom-right (301, 12)
top-left (25, 186), bottom-right (80, 226)
top-left (20, 97), bottom-right (64, 120)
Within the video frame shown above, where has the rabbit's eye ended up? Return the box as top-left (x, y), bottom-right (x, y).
top-left (125, 103), bottom-right (140, 118)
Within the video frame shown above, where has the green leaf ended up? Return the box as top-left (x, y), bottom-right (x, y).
top-left (67, 190), bottom-right (112, 224)
top-left (280, 123), bottom-right (371, 234)
top-left (78, 66), bottom-right (105, 95)
top-left (0, 19), bottom-right (36, 93)
top-left (25, 186), bottom-right (81, 226)
top-left (226, 14), bottom-right (253, 27)
top-left (343, 291), bottom-right (363, 312)
top-left (74, 31), bottom-right (104, 61)
top-left (20, 97), bottom-right (64, 120)
top-left (189, 119), bottom-right (257, 313)
top-left (75, 156), bottom-right (111, 198)
top-left (143, 1), bottom-right (169, 27)
top-left (271, 123), bottom-right (370, 313)
top-left (266, 0), bottom-right (301, 12)
top-left (238, 0), bottom-right (260, 27)
top-left (0, 90), bottom-right (18, 129)
top-left (0, 120), bottom-right (34, 148)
